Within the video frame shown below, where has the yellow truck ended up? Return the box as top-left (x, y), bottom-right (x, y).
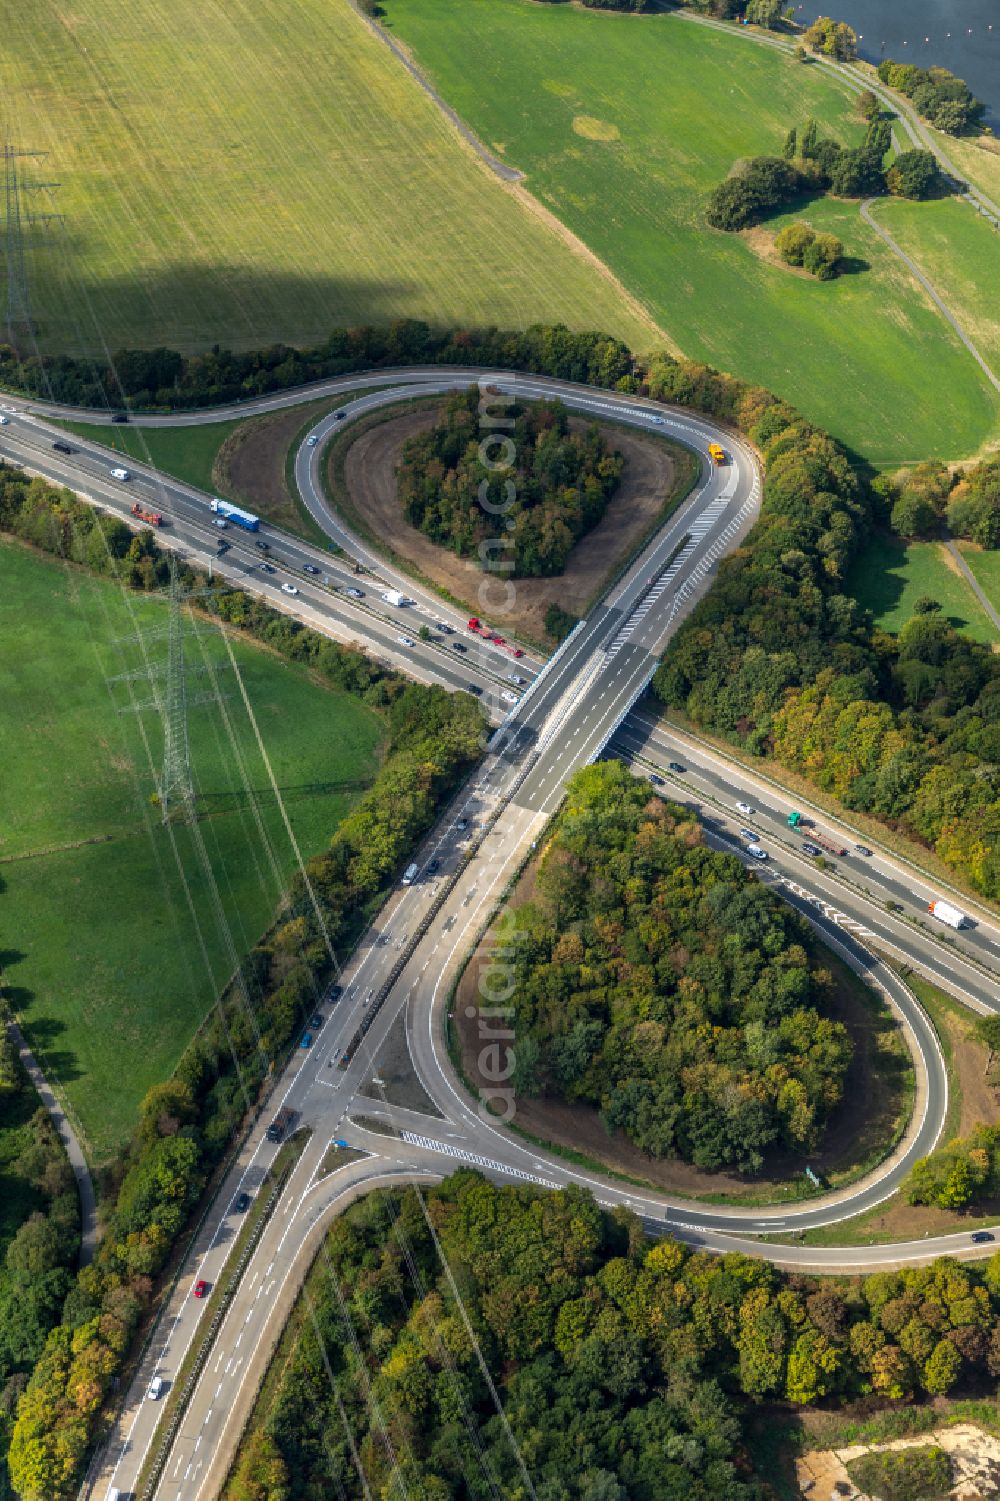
top-left (708, 442), bottom-right (727, 464)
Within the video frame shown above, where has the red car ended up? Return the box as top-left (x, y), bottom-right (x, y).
top-left (193, 1280), bottom-right (209, 1299)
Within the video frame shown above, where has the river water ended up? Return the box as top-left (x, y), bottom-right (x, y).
top-left (796, 1), bottom-right (1000, 126)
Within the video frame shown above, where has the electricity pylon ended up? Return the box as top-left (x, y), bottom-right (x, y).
top-left (2, 145), bottom-right (60, 343)
top-left (111, 558), bottom-right (230, 819)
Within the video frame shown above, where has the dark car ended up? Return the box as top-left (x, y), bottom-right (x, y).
top-left (326, 984), bottom-right (343, 1003)
top-left (345, 587), bottom-right (364, 599)
top-left (300, 1031), bottom-right (313, 1049)
top-left (111, 410), bottom-right (129, 424)
top-left (254, 539), bottom-right (270, 552)
top-left (854, 844), bottom-right (873, 857)
top-left (467, 683), bottom-right (483, 696)
top-left (649, 773), bottom-right (665, 787)
top-left (802, 842), bottom-right (822, 857)
top-left (232, 1191), bottom-right (251, 1214)
top-left (426, 857), bottom-right (441, 875)
top-left (451, 641), bottom-right (468, 653)
top-left (303, 563), bottom-right (320, 575)
top-left (53, 440), bottom-right (75, 454)
top-left (334, 410), bottom-right (346, 420)
top-left (972, 1231), bottom-right (995, 1244)
top-left (309, 1013), bottom-right (324, 1029)
top-left (259, 561), bottom-right (276, 573)
top-left (667, 761), bottom-right (685, 774)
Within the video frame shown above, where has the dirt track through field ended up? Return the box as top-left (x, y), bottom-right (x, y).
top-left (340, 404), bottom-right (684, 643)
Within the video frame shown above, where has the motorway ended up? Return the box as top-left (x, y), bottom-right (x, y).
top-left (5, 371), bottom-right (999, 1499)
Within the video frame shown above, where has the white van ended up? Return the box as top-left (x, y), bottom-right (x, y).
top-left (401, 862), bottom-right (419, 886)
top-left (106, 1488), bottom-right (121, 1501)
top-left (147, 1375), bottom-right (164, 1400)
top-left (110, 467), bottom-right (130, 481)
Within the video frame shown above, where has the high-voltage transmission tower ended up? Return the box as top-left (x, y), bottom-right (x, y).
top-left (112, 558), bottom-right (230, 820)
top-left (2, 144), bottom-right (60, 343)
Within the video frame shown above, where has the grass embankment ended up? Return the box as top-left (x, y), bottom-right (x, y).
top-left (960, 544), bottom-right (1000, 618)
top-left (6, 0), bottom-right (656, 356)
top-left (55, 419), bottom-right (243, 494)
top-left (0, 540), bottom-right (384, 1160)
top-left (845, 532), bottom-right (997, 646)
top-left (383, 0), bottom-right (1000, 461)
top-left (770, 974), bottom-right (1000, 1248)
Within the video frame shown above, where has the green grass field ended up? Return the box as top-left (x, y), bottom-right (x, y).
top-left (869, 196), bottom-right (1000, 397)
top-left (845, 532), bottom-right (997, 645)
top-left (959, 543), bottom-right (1000, 617)
top-left (55, 419), bottom-right (243, 494)
top-left (0, 540), bottom-right (385, 1159)
top-left (383, 0), bottom-right (1000, 461)
top-left (2, 0), bottom-right (658, 357)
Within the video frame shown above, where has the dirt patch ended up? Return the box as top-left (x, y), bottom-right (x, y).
top-left (214, 398), bottom-right (334, 539)
top-left (941, 1004), bottom-right (997, 1138)
top-left (453, 844), bottom-right (912, 1201)
top-left (339, 403), bottom-right (694, 646)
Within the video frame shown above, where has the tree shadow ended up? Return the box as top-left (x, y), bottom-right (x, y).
top-left (837, 255), bottom-right (871, 276)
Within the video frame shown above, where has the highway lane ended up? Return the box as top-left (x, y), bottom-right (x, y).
top-left (618, 717), bottom-right (1000, 1005)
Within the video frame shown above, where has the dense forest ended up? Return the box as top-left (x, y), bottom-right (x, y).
top-left (0, 459), bottom-right (485, 1501)
top-left (502, 763), bottom-right (851, 1172)
top-left (227, 1173), bottom-right (1000, 1501)
top-left (398, 389), bottom-right (624, 577)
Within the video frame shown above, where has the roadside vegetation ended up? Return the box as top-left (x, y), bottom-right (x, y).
top-left (5, 0), bottom-right (655, 356)
top-left (844, 534), bottom-right (996, 648)
top-left (226, 1173), bottom-right (1000, 1498)
top-left (52, 418), bottom-right (244, 496)
top-left (0, 1034), bottom-right (79, 1499)
top-left (381, 0), bottom-right (1000, 460)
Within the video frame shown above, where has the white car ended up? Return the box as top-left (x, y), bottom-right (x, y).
top-left (510, 673), bottom-right (526, 685)
top-left (147, 1376), bottom-right (164, 1401)
top-left (746, 846), bottom-right (768, 861)
top-left (649, 415), bottom-right (665, 425)
top-left (0, 415), bottom-right (8, 425)
top-left (111, 466), bottom-right (131, 481)
top-left (738, 828), bottom-right (756, 842)
top-left (213, 517), bottom-right (227, 528)
top-left (281, 582), bottom-right (299, 596)
top-left (500, 689), bottom-right (518, 705)
top-left (306, 434), bottom-right (319, 447)
top-left (397, 634), bottom-right (416, 648)
top-left (735, 801), bottom-right (756, 817)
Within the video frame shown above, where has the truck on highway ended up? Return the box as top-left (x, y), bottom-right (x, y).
top-left (266, 1105), bottom-right (296, 1143)
top-left (210, 498), bottom-right (260, 532)
top-left (131, 502), bottom-right (163, 527)
top-left (382, 589), bottom-right (412, 607)
top-left (708, 442), bottom-right (727, 464)
top-left (467, 618), bottom-right (525, 658)
top-left (928, 899), bottom-right (970, 931)
top-left (787, 812), bottom-right (846, 856)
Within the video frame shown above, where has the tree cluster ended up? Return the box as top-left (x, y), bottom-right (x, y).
top-left (504, 763), bottom-right (851, 1172)
top-left (774, 221), bottom-right (844, 279)
top-left (878, 59), bottom-right (985, 136)
top-left (847, 1446), bottom-right (952, 1501)
top-left (880, 455), bottom-right (1000, 548)
top-left (0, 321), bottom-right (634, 413)
top-left (642, 352), bottom-right (1000, 899)
top-left (226, 1173), bottom-right (1000, 1501)
top-left (948, 456), bottom-right (1000, 552)
top-left (907, 1121), bottom-right (1000, 1211)
top-left (803, 16), bottom-right (857, 60)
top-left (0, 1040), bottom-right (79, 1498)
top-left (2, 466), bottom-right (484, 1501)
top-left (705, 156), bottom-right (801, 230)
top-left (398, 389), bottom-right (624, 577)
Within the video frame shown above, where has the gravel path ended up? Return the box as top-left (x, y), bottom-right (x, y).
top-left (945, 538), bottom-right (1000, 637)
